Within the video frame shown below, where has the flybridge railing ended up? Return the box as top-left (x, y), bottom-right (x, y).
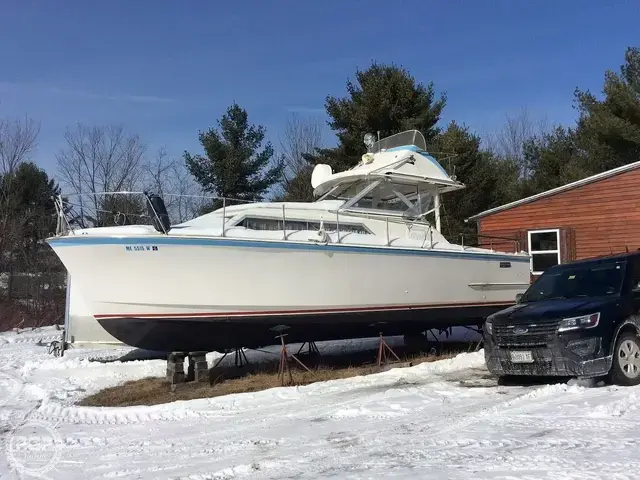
top-left (53, 191), bottom-right (513, 252)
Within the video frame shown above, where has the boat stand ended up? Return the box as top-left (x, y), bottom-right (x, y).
top-left (276, 334), bottom-right (312, 386)
top-left (296, 341), bottom-right (321, 357)
top-left (377, 333), bottom-right (401, 367)
top-left (463, 325), bottom-right (484, 352)
top-left (424, 325), bottom-right (485, 353)
top-left (234, 348), bottom-right (250, 367)
top-left (212, 347), bottom-right (250, 369)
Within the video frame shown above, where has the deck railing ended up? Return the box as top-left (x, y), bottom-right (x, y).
top-left (53, 191), bottom-right (520, 253)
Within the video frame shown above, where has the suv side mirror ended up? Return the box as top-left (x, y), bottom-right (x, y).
top-left (515, 293), bottom-right (524, 304)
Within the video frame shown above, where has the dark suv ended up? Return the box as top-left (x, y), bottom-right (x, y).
top-left (483, 251), bottom-right (640, 386)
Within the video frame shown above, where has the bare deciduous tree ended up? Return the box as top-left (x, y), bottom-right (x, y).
top-left (142, 147), bottom-right (205, 223)
top-left (484, 107), bottom-right (550, 179)
top-left (277, 113), bottom-right (324, 201)
top-left (56, 124), bottom-right (147, 227)
top-left (0, 116), bottom-right (40, 175)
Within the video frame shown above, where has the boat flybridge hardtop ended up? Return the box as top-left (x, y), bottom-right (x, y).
top-left (47, 130), bottom-right (531, 353)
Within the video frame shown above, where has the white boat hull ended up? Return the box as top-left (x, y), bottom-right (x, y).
top-left (65, 274), bottom-right (123, 348)
top-left (48, 235), bottom-right (530, 352)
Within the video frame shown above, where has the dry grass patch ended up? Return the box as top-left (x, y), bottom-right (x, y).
top-left (79, 350), bottom-right (460, 408)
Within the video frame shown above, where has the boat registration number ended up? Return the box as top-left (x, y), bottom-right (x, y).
top-left (125, 245), bottom-right (158, 252)
top-left (509, 350), bottom-right (533, 363)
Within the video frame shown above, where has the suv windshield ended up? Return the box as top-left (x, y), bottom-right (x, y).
top-left (522, 260), bottom-right (627, 302)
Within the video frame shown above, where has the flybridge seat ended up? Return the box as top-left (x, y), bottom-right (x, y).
top-left (144, 192), bottom-right (171, 234)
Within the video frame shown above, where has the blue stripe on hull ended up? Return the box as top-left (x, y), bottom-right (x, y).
top-left (47, 235), bottom-right (530, 263)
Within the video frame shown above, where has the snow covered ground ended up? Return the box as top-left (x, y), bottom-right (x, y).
top-left (1, 327), bottom-right (640, 479)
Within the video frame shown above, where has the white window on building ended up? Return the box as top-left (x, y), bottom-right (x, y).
top-left (528, 229), bottom-right (561, 275)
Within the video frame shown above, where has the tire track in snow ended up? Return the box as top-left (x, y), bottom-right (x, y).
top-left (427, 383), bottom-right (586, 436)
top-left (417, 436), bottom-right (639, 453)
top-left (23, 431), bottom-right (286, 479)
top-left (32, 403), bottom-right (212, 425)
top-left (31, 378), bottom-right (439, 426)
top-left (312, 421), bottom-right (639, 457)
top-left (43, 381), bottom-right (638, 480)
top-left (287, 405), bottom-right (640, 480)
top-left (287, 381), bottom-right (640, 478)
top-left (335, 441), bottom-right (640, 480)
top-left (236, 436), bottom-right (640, 480)
top-left (47, 381), bottom-right (517, 479)
top-left (498, 416), bottom-right (640, 432)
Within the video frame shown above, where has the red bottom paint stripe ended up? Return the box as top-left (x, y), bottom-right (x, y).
top-left (94, 301), bottom-right (514, 319)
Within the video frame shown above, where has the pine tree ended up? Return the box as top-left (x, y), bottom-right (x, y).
top-left (575, 46), bottom-right (640, 172)
top-left (0, 161), bottom-right (63, 273)
top-left (522, 126), bottom-right (589, 196)
top-left (433, 122), bottom-right (519, 242)
top-left (184, 103), bottom-right (283, 211)
top-left (511, 46), bottom-right (640, 198)
top-left (304, 62), bottom-right (446, 174)
top-left (0, 162), bottom-right (61, 248)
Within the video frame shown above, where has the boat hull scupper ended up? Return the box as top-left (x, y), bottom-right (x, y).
top-left (48, 235), bottom-right (530, 352)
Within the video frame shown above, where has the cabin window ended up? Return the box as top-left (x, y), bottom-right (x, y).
top-left (237, 217), bottom-right (371, 235)
top-left (528, 229), bottom-right (561, 275)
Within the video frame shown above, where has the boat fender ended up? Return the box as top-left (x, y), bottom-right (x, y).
top-left (144, 192), bottom-right (171, 233)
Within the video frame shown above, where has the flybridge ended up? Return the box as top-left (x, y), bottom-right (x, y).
top-left (312, 130), bottom-right (464, 195)
top-left (311, 129), bottom-right (466, 230)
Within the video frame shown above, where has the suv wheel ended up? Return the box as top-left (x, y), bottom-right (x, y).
top-left (610, 332), bottom-right (640, 386)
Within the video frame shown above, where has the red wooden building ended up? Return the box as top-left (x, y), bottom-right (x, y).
top-left (467, 161), bottom-right (640, 277)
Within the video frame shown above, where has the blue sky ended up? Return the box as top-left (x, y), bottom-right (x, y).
top-left (0, 0), bottom-right (637, 179)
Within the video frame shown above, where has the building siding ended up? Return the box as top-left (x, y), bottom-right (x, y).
top-left (477, 166), bottom-right (640, 262)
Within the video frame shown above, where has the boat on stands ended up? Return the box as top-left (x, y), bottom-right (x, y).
top-left (46, 130), bottom-right (531, 353)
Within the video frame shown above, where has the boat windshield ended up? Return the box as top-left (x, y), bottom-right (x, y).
top-left (323, 179), bottom-right (435, 218)
top-left (371, 130), bottom-right (427, 153)
top-left (521, 260), bottom-right (626, 303)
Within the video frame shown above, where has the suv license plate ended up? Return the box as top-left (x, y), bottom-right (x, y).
top-left (509, 350), bottom-right (533, 363)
